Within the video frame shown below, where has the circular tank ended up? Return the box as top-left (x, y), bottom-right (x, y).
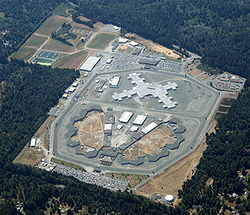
top-left (165, 195), bottom-right (174, 202)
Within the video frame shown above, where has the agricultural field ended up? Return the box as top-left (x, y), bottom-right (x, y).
top-left (87, 33), bottom-right (117, 50)
top-left (11, 47), bottom-right (37, 61)
top-left (35, 15), bottom-right (69, 36)
top-left (52, 50), bottom-right (89, 69)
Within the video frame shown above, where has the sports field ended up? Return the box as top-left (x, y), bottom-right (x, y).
top-left (38, 50), bottom-right (60, 60)
top-left (52, 50), bottom-right (89, 69)
top-left (87, 33), bottom-right (117, 50)
top-left (11, 47), bottom-right (37, 61)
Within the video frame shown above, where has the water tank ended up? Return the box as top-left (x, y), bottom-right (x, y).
top-left (165, 195), bottom-right (174, 202)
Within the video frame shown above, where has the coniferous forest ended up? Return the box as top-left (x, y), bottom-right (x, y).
top-left (0, 0), bottom-right (250, 214)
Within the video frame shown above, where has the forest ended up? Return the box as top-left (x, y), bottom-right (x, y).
top-left (0, 0), bottom-right (250, 214)
top-left (73, 0), bottom-right (250, 84)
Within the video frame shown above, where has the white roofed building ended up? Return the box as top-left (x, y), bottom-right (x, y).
top-left (129, 41), bottom-right (138, 47)
top-left (119, 111), bottom-right (133, 123)
top-left (141, 122), bottom-right (158, 134)
top-left (80, 56), bottom-right (101, 72)
top-left (109, 76), bottom-right (120, 88)
top-left (133, 115), bottom-right (147, 125)
top-left (119, 37), bottom-right (128, 43)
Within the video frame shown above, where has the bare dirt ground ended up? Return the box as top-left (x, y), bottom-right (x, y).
top-left (124, 33), bottom-right (182, 59)
top-left (196, 73), bottom-right (210, 81)
top-left (124, 125), bottom-right (175, 160)
top-left (72, 111), bottom-right (104, 151)
top-left (135, 141), bottom-right (207, 204)
top-left (135, 120), bottom-right (217, 205)
top-left (188, 69), bottom-right (201, 77)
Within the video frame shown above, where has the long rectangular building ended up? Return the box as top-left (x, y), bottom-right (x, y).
top-left (119, 111), bottom-right (133, 123)
top-left (141, 122), bottom-right (158, 134)
top-left (80, 56), bottom-right (101, 72)
top-left (133, 115), bottom-right (147, 125)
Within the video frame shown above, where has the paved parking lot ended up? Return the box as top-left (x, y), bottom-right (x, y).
top-left (53, 164), bottom-right (129, 191)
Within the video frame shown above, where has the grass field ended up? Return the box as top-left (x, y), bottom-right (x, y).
top-left (24, 35), bottom-right (48, 48)
top-left (135, 141), bottom-right (207, 205)
top-left (43, 38), bottom-right (77, 53)
top-left (51, 157), bottom-right (86, 171)
top-left (87, 33), bottom-right (117, 50)
top-left (13, 143), bottom-right (44, 166)
top-left (52, 3), bottom-right (69, 17)
top-left (32, 57), bottom-right (54, 66)
top-left (11, 47), bottom-right (37, 61)
top-left (53, 50), bottom-right (89, 69)
top-left (196, 63), bottom-right (221, 75)
top-left (35, 15), bottom-right (69, 36)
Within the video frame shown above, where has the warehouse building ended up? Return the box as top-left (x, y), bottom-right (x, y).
top-left (133, 115), bottom-right (147, 125)
top-left (79, 56), bottom-right (101, 72)
top-left (141, 122), bottom-right (158, 134)
top-left (119, 111), bottom-right (133, 123)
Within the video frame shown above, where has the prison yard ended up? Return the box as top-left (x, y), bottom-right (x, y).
top-left (13, 11), bottom-right (245, 202)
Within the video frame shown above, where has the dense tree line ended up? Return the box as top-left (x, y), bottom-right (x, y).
top-left (72, 0), bottom-right (250, 84)
top-left (179, 89), bottom-right (250, 213)
top-left (0, 0), bottom-right (64, 63)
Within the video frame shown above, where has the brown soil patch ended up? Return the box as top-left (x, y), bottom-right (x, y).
top-left (119, 45), bottom-right (129, 50)
top-left (72, 111), bottom-right (104, 151)
top-left (124, 125), bottom-right (175, 160)
top-left (52, 50), bottom-right (89, 69)
top-left (135, 121), bottom-right (217, 205)
top-left (197, 73), bottom-right (210, 81)
top-left (188, 69), bottom-right (201, 77)
top-left (135, 141), bottom-right (207, 204)
top-left (124, 33), bottom-right (181, 59)
top-left (13, 144), bottom-right (44, 166)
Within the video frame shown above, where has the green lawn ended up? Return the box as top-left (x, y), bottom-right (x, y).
top-left (11, 47), bottom-right (37, 61)
top-left (24, 35), bottom-right (47, 48)
top-left (196, 63), bottom-right (221, 75)
top-left (51, 157), bottom-right (86, 171)
top-left (87, 33), bottom-right (117, 50)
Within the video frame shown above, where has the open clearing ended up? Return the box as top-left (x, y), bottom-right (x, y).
top-left (35, 15), bottom-right (69, 36)
top-left (124, 125), bottom-right (175, 160)
top-left (87, 33), bottom-right (117, 50)
top-left (24, 35), bottom-right (48, 48)
top-left (72, 111), bottom-right (104, 151)
top-left (124, 33), bottom-right (181, 59)
top-left (13, 143), bottom-right (44, 166)
top-left (52, 50), bottom-right (89, 69)
top-left (135, 141), bottom-right (207, 203)
top-left (11, 47), bottom-right (37, 61)
top-left (42, 38), bottom-right (77, 53)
